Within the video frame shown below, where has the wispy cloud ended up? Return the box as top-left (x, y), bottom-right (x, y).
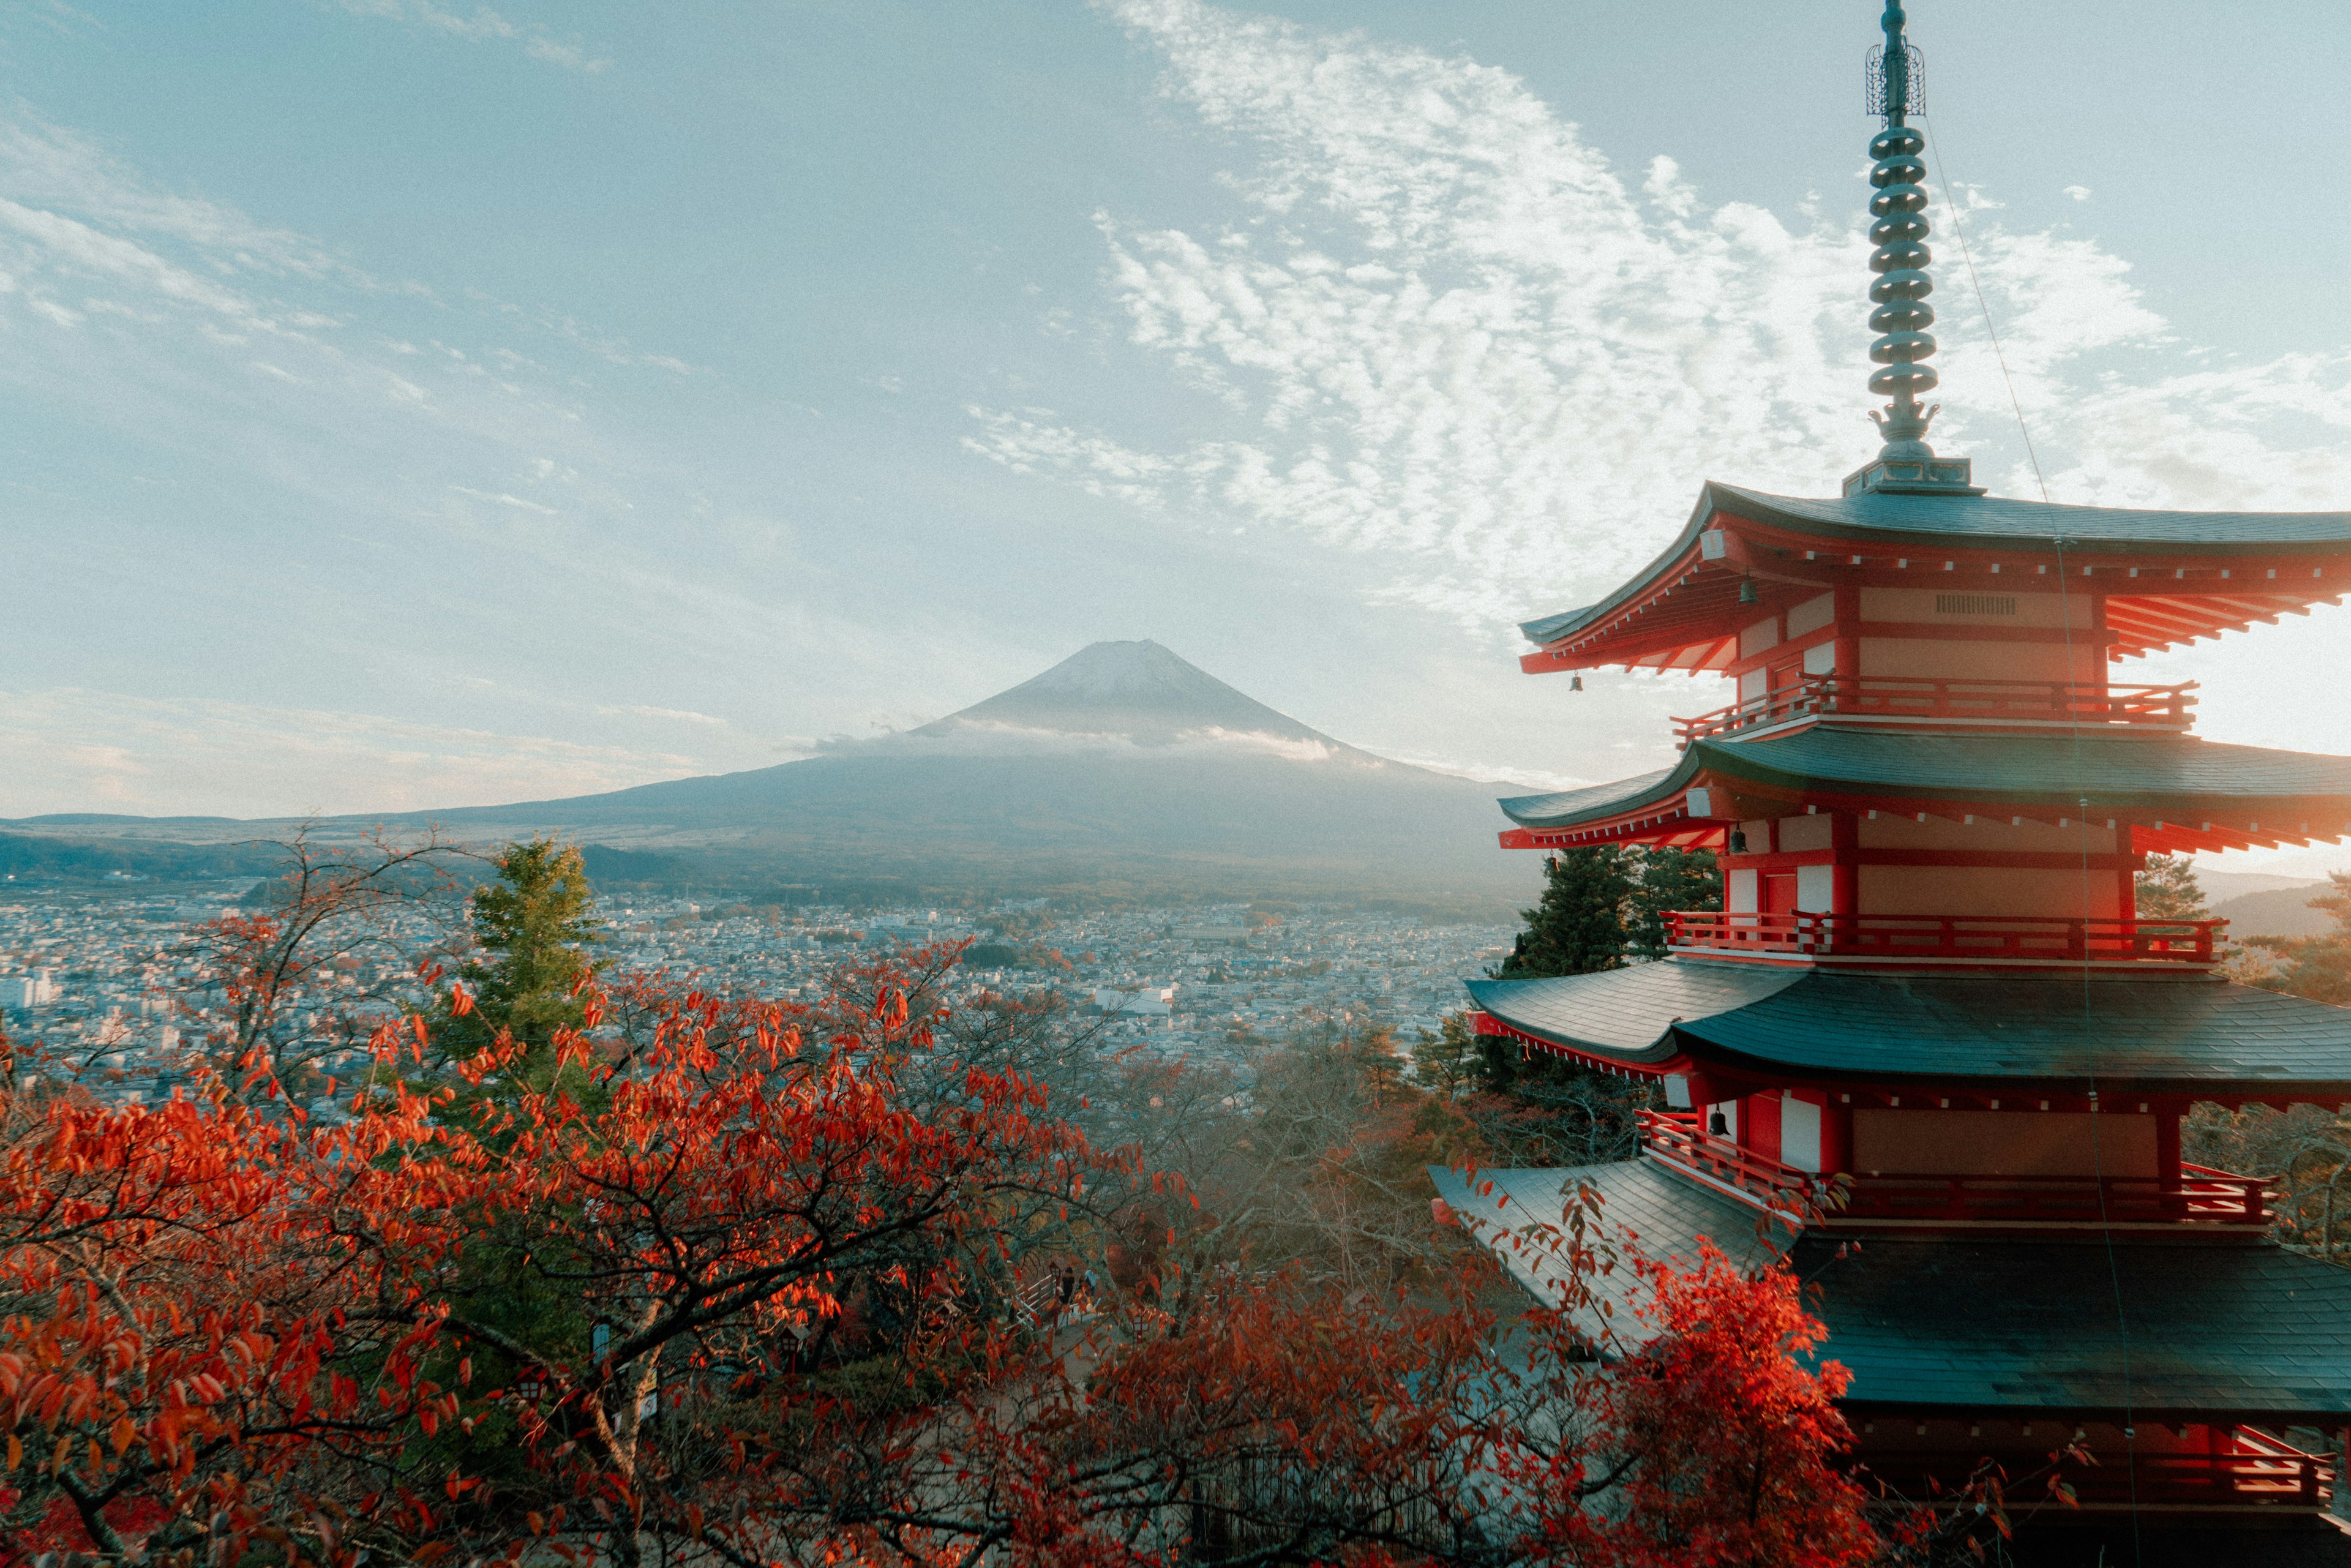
top-left (320, 1), bottom-right (610, 73)
top-left (0, 689), bottom-right (697, 818)
top-left (969, 0), bottom-right (2351, 629)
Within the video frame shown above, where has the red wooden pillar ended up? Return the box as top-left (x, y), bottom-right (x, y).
top-left (1745, 1092), bottom-right (1783, 1164)
top-left (2118, 822), bottom-right (2141, 923)
top-left (1831, 810), bottom-right (1859, 918)
top-left (1818, 1096), bottom-right (1853, 1176)
top-left (1832, 581), bottom-right (1861, 685)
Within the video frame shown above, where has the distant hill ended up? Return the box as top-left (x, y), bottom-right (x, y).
top-left (2196, 870), bottom-right (2334, 904)
top-left (2, 642), bottom-right (1537, 913)
top-left (2212, 881), bottom-right (2339, 941)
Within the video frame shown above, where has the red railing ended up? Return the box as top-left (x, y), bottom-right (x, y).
top-left (1667, 911), bottom-right (2226, 964)
top-left (1638, 1109), bottom-right (1825, 1217)
top-left (1834, 1161), bottom-right (2270, 1228)
top-left (1867, 1428), bottom-right (2330, 1510)
top-left (1674, 676), bottom-right (2196, 744)
top-left (1638, 1111), bottom-right (2273, 1229)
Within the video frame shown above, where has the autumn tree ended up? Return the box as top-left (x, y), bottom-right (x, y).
top-left (0, 942), bottom-right (1889, 1568)
top-left (176, 825), bottom-right (468, 1096)
top-left (1565, 1245), bottom-right (1879, 1566)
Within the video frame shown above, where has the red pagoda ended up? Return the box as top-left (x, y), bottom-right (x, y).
top-left (1440, 4), bottom-right (2351, 1559)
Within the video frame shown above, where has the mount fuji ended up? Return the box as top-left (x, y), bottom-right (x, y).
top-left (7, 643), bottom-right (1534, 909)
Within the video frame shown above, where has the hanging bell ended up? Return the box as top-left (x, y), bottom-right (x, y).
top-left (1569, 675), bottom-right (1584, 692)
top-left (1727, 828), bottom-right (1749, 855)
top-left (1738, 576), bottom-right (1759, 606)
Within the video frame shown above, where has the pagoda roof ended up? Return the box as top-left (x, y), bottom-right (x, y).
top-left (1432, 1158), bottom-right (2351, 1420)
top-left (1498, 726), bottom-right (2351, 855)
top-left (1464, 964), bottom-right (2351, 1097)
top-left (1519, 482), bottom-right (2351, 672)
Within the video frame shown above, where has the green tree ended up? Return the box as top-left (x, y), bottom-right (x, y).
top-left (1493, 847), bottom-right (1634, 980)
top-left (1627, 846), bottom-right (1722, 959)
top-left (413, 839), bottom-right (611, 1509)
top-left (1411, 1010), bottom-right (1478, 1101)
top-left (436, 838), bottom-right (606, 1094)
top-left (2135, 852), bottom-right (2209, 920)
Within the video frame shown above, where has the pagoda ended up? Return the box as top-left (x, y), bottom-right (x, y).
top-left (1438, 3), bottom-right (2351, 1557)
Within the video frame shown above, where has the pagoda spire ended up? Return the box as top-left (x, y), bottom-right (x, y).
top-left (1843, 0), bottom-right (1981, 496)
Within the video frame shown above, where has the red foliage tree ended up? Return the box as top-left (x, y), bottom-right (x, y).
top-left (0, 944), bottom-right (1883, 1567)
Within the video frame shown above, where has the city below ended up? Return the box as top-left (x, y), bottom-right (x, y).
top-left (0, 877), bottom-right (1513, 1107)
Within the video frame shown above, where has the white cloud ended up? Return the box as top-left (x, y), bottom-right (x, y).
top-left (0, 689), bottom-right (698, 819)
top-left (972, 0), bottom-right (2351, 631)
top-left (321, 1), bottom-right (610, 73)
top-left (0, 112), bottom-right (340, 277)
top-left (2064, 184), bottom-right (2093, 201)
top-left (449, 484), bottom-right (557, 514)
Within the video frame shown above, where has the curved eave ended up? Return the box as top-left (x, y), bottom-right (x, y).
top-left (1498, 763), bottom-right (1689, 831)
top-left (1471, 966), bottom-right (2351, 1101)
top-left (1710, 483), bottom-right (2351, 553)
top-left (1498, 727), bottom-right (2351, 856)
top-left (1690, 727), bottom-right (2351, 855)
top-left (1517, 482), bottom-right (2351, 674)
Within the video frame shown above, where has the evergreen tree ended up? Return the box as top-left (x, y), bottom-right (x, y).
top-left (436, 838), bottom-right (606, 1095)
top-left (2135, 852), bottom-right (2208, 921)
top-left (1411, 1011), bottom-right (1478, 1101)
top-left (1627, 846), bottom-right (1722, 959)
top-left (1481, 848), bottom-right (1635, 1100)
top-left (1493, 847), bottom-right (1634, 980)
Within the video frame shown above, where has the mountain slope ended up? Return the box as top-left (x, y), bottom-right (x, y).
top-left (7, 643), bottom-right (1535, 909)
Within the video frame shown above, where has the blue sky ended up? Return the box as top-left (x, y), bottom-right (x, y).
top-left (4, 0), bottom-right (2350, 871)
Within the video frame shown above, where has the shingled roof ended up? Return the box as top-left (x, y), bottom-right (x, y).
top-left (1438, 1160), bottom-right (2351, 1421)
top-left (1497, 726), bottom-right (2351, 851)
top-left (1517, 481), bottom-right (2351, 667)
top-left (1466, 964), bottom-right (2351, 1094)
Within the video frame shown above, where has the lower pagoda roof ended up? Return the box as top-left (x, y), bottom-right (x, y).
top-left (1431, 1159), bottom-right (2351, 1421)
top-left (1498, 725), bottom-right (2351, 855)
top-left (1466, 964), bottom-right (2351, 1097)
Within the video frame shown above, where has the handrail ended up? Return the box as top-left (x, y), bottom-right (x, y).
top-left (1637, 1110), bottom-right (1824, 1217)
top-left (1667, 910), bottom-right (2226, 965)
top-left (1864, 1437), bottom-right (2330, 1508)
top-left (1636, 1111), bottom-right (2274, 1228)
top-left (1673, 675), bottom-right (2197, 743)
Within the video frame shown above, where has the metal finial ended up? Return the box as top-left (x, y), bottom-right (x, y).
top-left (1844, 0), bottom-right (1979, 497)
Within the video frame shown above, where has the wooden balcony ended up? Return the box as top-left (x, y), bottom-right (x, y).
top-left (1673, 676), bottom-right (2197, 745)
top-left (1862, 1427), bottom-right (2332, 1512)
top-left (1638, 1108), bottom-right (1822, 1219)
top-left (1638, 1111), bottom-right (2273, 1231)
top-left (1667, 910), bottom-right (2227, 966)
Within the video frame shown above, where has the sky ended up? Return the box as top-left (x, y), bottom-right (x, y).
top-left (3, 0), bottom-right (2350, 872)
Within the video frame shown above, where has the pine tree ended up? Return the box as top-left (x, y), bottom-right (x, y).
top-left (1627, 846), bottom-right (1722, 959)
top-left (1481, 848), bottom-right (1638, 1103)
top-left (437, 838), bottom-right (606, 1093)
top-left (1411, 1011), bottom-right (1478, 1100)
top-left (1493, 847), bottom-right (1634, 980)
top-left (2135, 852), bottom-right (2208, 920)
